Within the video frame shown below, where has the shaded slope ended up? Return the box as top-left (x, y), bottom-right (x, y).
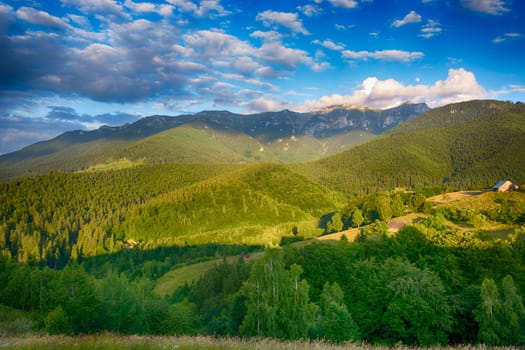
top-left (295, 100), bottom-right (525, 197)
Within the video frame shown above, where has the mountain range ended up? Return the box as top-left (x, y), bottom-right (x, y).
top-left (0, 103), bottom-right (428, 180)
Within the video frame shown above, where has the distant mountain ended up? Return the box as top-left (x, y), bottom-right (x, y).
top-left (295, 100), bottom-right (525, 197)
top-left (0, 103), bottom-right (428, 180)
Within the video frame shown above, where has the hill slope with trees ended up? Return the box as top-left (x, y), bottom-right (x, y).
top-left (295, 100), bottom-right (525, 197)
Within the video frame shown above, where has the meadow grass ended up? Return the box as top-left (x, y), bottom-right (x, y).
top-left (154, 252), bottom-right (263, 296)
top-left (1, 335), bottom-right (519, 350)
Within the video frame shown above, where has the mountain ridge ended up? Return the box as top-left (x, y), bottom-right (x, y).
top-left (0, 102), bottom-right (429, 180)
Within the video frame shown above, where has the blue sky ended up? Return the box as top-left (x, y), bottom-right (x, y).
top-left (0, 0), bottom-right (524, 154)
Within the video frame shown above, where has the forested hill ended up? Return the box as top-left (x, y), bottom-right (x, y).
top-left (295, 100), bottom-right (525, 197)
top-left (0, 163), bottom-right (343, 267)
top-left (0, 103), bottom-right (428, 180)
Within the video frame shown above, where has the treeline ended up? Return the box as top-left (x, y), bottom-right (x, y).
top-left (1, 220), bottom-right (524, 345)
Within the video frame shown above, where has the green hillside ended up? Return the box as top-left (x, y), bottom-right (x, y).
top-left (122, 164), bottom-right (345, 247)
top-left (0, 123), bottom-right (375, 181)
top-left (114, 122), bottom-right (275, 164)
top-left (0, 163), bottom-right (243, 266)
top-left (295, 100), bottom-right (525, 197)
top-left (0, 162), bottom-right (343, 266)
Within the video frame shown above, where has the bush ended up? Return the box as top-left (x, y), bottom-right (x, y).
top-left (45, 306), bottom-right (71, 335)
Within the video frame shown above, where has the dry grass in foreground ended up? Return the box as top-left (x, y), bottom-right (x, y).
top-left (0, 335), bottom-right (521, 350)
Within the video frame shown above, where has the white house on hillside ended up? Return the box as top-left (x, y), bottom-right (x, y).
top-left (492, 180), bottom-right (519, 192)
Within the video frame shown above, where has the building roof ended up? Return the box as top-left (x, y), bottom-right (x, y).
top-left (493, 180), bottom-right (510, 189)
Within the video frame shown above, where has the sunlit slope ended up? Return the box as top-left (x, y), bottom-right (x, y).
top-left (121, 164), bottom-right (345, 246)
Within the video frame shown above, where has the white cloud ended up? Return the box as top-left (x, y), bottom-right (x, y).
top-left (194, 0), bottom-right (230, 18)
top-left (250, 30), bottom-right (282, 42)
top-left (61, 0), bottom-right (128, 18)
top-left (419, 19), bottom-right (441, 38)
top-left (490, 84), bottom-right (525, 95)
top-left (297, 4), bottom-right (322, 17)
top-left (492, 32), bottom-right (523, 43)
top-left (16, 7), bottom-right (68, 29)
top-left (167, 0), bottom-right (197, 12)
top-left (327, 0), bottom-right (359, 9)
top-left (296, 68), bottom-right (487, 111)
top-left (313, 39), bottom-right (345, 51)
top-left (311, 62), bottom-right (332, 72)
top-left (183, 30), bottom-right (255, 60)
top-left (256, 10), bottom-right (309, 35)
top-left (335, 23), bottom-right (355, 30)
top-left (0, 3), bottom-right (13, 15)
top-left (392, 10), bottom-right (422, 28)
top-left (124, 0), bottom-right (156, 13)
top-left (461, 0), bottom-right (509, 15)
top-left (166, 0), bottom-right (229, 17)
top-left (258, 42), bottom-right (313, 68)
top-left (183, 29), bottom-right (314, 73)
top-left (342, 49), bottom-right (424, 62)
top-left (158, 4), bottom-right (174, 16)
top-left (248, 96), bottom-right (285, 112)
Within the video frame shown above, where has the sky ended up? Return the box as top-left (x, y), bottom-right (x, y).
top-left (0, 0), bottom-right (524, 155)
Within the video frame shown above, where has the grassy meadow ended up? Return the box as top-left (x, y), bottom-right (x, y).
top-left (1, 335), bottom-right (521, 350)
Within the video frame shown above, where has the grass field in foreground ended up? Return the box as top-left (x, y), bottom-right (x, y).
top-left (0, 335), bottom-right (515, 350)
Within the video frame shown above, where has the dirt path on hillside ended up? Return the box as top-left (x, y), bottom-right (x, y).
top-left (316, 212), bottom-right (427, 242)
top-left (427, 190), bottom-right (488, 204)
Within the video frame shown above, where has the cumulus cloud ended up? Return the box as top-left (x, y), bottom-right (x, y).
top-left (296, 68), bottom-right (487, 111)
top-left (392, 10), bottom-right (422, 28)
top-left (461, 0), bottom-right (509, 15)
top-left (342, 49), bottom-right (424, 62)
top-left (256, 10), bottom-right (309, 35)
